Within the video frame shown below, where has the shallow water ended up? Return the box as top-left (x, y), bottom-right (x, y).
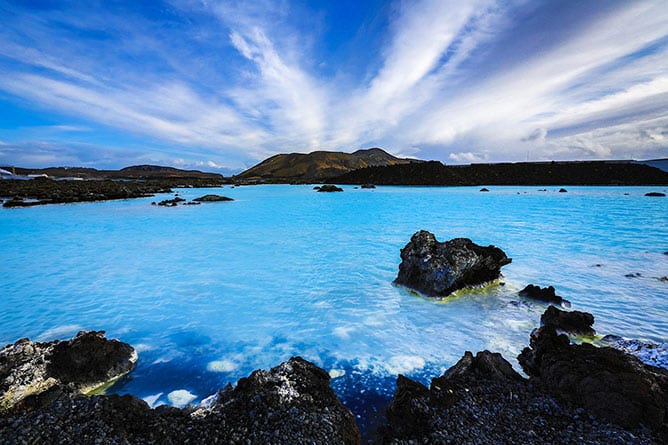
top-left (1, 185), bottom-right (667, 432)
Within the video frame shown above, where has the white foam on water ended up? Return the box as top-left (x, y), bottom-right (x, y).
top-left (384, 355), bottom-right (426, 374)
top-left (334, 326), bottom-right (355, 339)
top-left (134, 343), bottom-right (155, 353)
top-left (143, 392), bottom-right (164, 408)
top-left (36, 324), bottom-right (83, 341)
top-left (328, 369), bottom-right (346, 379)
top-left (207, 359), bottom-right (238, 372)
top-left (167, 389), bottom-right (197, 408)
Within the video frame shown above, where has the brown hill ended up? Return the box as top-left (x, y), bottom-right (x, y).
top-left (234, 148), bottom-right (418, 183)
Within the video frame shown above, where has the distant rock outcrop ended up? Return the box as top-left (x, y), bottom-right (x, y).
top-left (234, 148), bottom-right (417, 183)
top-left (333, 160), bottom-right (668, 186)
top-left (316, 185), bottom-right (343, 192)
top-left (395, 230), bottom-right (511, 297)
top-left (192, 194), bottom-right (234, 202)
top-left (645, 192), bottom-right (666, 197)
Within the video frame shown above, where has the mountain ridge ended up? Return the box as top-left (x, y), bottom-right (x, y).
top-left (234, 147), bottom-right (419, 183)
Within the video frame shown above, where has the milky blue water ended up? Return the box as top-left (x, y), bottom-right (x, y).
top-left (1, 185), bottom-right (667, 431)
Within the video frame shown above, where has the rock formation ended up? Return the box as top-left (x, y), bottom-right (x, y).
top-left (0, 331), bottom-right (136, 412)
top-left (395, 230), bottom-right (511, 297)
top-left (519, 284), bottom-right (570, 306)
top-left (540, 305), bottom-right (595, 336)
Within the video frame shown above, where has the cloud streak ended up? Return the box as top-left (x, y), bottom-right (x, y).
top-left (0, 0), bottom-right (666, 170)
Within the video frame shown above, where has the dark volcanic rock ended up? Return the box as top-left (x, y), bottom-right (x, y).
top-left (559, 188), bottom-right (568, 192)
top-left (380, 350), bottom-right (654, 444)
top-left (479, 187), bottom-right (490, 192)
top-left (540, 305), bottom-right (595, 336)
top-left (645, 192), bottom-right (666, 197)
top-left (360, 183), bottom-right (376, 189)
top-left (0, 355), bottom-right (360, 444)
top-left (317, 184), bottom-right (344, 192)
top-left (395, 230), bottom-right (511, 297)
top-left (0, 331), bottom-right (136, 412)
top-left (519, 284), bottom-right (570, 306)
top-left (518, 326), bottom-right (668, 438)
top-left (193, 194), bottom-right (234, 202)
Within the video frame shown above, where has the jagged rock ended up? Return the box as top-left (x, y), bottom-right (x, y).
top-left (0, 331), bottom-right (136, 412)
top-left (518, 326), bottom-right (668, 437)
top-left (380, 349), bottom-right (653, 444)
top-left (0, 355), bottom-right (360, 444)
top-left (395, 230), bottom-right (511, 297)
top-left (518, 284), bottom-right (570, 306)
top-left (600, 335), bottom-right (668, 370)
top-left (540, 306), bottom-right (595, 336)
top-left (192, 194), bottom-right (234, 202)
top-left (645, 192), bottom-right (666, 197)
top-left (316, 184), bottom-right (343, 192)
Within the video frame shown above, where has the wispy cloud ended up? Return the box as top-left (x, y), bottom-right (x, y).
top-left (0, 0), bottom-right (665, 169)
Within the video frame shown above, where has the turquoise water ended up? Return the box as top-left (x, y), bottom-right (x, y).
top-left (1, 185), bottom-right (667, 426)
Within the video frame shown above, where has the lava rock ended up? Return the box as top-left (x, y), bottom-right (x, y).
top-left (645, 192), bottom-right (666, 197)
top-left (518, 284), bottom-right (570, 306)
top-left (360, 184), bottom-right (376, 189)
top-left (0, 331), bottom-right (136, 412)
top-left (540, 305), bottom-right (595, 336)
top-left (192, 194), bottom-right (234, 202)
top-left (559, 188), bottom-right (568, 193)
top-left (395, 231), bottom-right (511, 297)
top-left (0, 355), bottom-right (360, 445)
top-left (380, 349), bottom-right (655, 444)
top-left (480, 187), bottom-right (490, 192)
top-left (518, 326), bottom-right (668, 438)
top-left (316, 184), bottom-right (344, 192)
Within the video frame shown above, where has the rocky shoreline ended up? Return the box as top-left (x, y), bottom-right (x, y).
top-left (1, 316), bottom-right (666, 444)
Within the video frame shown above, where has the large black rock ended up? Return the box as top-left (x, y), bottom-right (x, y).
top-left (0, 331), bottom-right (137, 412)
top-left (380, 350), bottom-right (653, 444)
top-left (518, 326), bottom-right (668, 439)
top-left (395, 230), bottom-right (511, 297)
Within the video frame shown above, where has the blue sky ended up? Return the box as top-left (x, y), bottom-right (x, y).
top-left (0, 0), bottom-right (667, 173)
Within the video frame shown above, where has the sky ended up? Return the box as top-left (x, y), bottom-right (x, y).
top-left (0, 0), bottom-right (667, 174)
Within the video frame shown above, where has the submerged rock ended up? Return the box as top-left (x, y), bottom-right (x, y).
top-left (317, 184), bottom-right (344, 192)
top-left (645, 192), bottom-right (666, 197)
top-left (519, 284), bottom-right (570, 306)
top-left (360, 184), bottom-right (376, 189)
top-left (518, 326), bottom-right (668, 438)
top-left (479, 187), bottom-right (490, 192)
top-left (192, 194), bottom-right (234, 202)
top-left (540, 305), bottom-right (595, 336)
top-left (395, 230), bottom-right (511, 297)
top-left (0, 331), bottom-right (136, 412)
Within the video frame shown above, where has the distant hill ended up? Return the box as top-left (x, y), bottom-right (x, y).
top-left (234, 148), bottom-right (419, 183)
top-left (3, 165), bottom-right (224, 182)
top-left (333, 160), bottom-right (668, 186)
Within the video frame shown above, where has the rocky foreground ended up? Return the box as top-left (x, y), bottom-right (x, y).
top-left (1, 315), bottom-right (667, 444)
